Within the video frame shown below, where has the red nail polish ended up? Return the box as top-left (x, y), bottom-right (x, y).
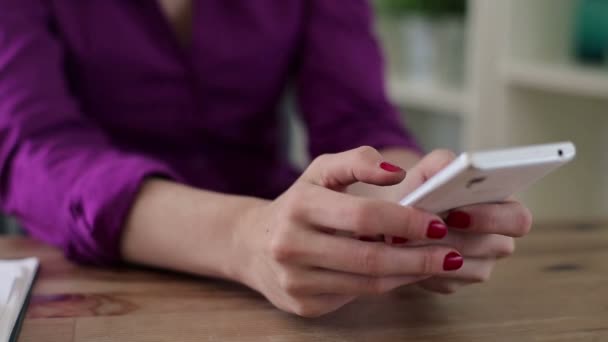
top-left (380, 161), bottom-right (403, 173)
top-left (446, 211), bottom-right (471, 229)
top-left (391, 236), bottom-right (408, 244)
top-left (359, 236), bottom-right (376, 242)
top-left (443, 252), bottom-right (463, 271)
top-left (427, 220), bottom-right (448, 239)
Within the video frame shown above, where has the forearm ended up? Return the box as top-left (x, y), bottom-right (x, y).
top-left (347, 147), bottom-right (422, 201)
top-left (120, 148), bottom-right (419, 280)
top-left (120, 179), bottom-right (267, 281)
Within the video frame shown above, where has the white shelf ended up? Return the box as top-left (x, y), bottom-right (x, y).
top-left (502, 61), bottom-right (608, 99)
top-left (388, 78), bottom-right (468, 117)
top-left (374, 1), bottom-right (608, 220)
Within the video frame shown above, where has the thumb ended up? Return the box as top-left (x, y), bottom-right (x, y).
top-left (301, 146), bottom-right (406, 191)
top-left (401, 149), bottom-right (457, 194)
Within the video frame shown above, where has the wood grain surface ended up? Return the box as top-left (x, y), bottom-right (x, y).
top-left (2, 222), bottom-right (607, 341)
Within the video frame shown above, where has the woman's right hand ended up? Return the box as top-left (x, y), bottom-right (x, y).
top-left (233, 146), bottom-right (464, 317)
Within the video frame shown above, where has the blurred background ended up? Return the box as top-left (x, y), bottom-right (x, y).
top-left (375, 0), bottom-right (608, 222)
top-left (2, 0), bottom-right (608, 235)
top-left (376, 0), bottom-right (608, 223)
top-left (289, 0), bottom-right (608, 223)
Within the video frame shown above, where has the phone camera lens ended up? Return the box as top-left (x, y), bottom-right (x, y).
top-left (558, 149), bottom-right (563, 157)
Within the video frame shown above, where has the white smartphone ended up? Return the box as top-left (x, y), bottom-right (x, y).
top-left (399, 142), bottom-right (576, 213)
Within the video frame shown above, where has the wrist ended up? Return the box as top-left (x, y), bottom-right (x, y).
top-left (122, 178), bottom-right (269, 285)
top-left (223, 196), bottom-right (270, 286)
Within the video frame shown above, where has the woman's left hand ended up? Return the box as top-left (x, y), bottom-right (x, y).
top-left (388, 150), bottom-right (533, 294)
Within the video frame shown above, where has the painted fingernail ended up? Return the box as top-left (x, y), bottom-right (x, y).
top-left (427, 220), bottom-right (448, 239)
top-left (391, 236), bottom-right (408, 244)
top-left (446, 211), bottom-right (471, 229)
top-left (380, 161), bottom-right (403, 173)
top-left (359, 235), bottom-right (377, 242)
top-left (443, 252), bottom-right (464, 271)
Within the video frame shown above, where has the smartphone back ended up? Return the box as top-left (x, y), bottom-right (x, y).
top-left (399, 142), bottom-right (576, 213)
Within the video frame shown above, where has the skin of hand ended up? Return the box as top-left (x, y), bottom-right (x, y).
top-left (121, 146), bottom-right (531, 318)
top-left (231, 146), bottom-right (466, 317)
top-left (376, 149), bottom-right (533, 294)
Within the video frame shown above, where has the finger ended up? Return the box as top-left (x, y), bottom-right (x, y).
top-left (301, 146), bottom-right (406, 191)
top-left (290, 230), bottom-right (463, 276)
top-left (421, 257), bottom-right (495, 286)
top-left (401, 149), bottom-right (457, 194)
top-left (296, 185), bottom-right (446, 240)
top-left (419, 258), bottom-right (495, 293)
top-left (404, 232), bottom-right (516, 259)
top-left (284, 294), bottom-right (356, 318)
top-left (280, 267), bottom-right (428, 296)
top-left (418, 278), bottom-right (465, 295)
top-left (437, 257), bottom-right (495, 283)
top-left (444, 201), bottom-right (533, 237)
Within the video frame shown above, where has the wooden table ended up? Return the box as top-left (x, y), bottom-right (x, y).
top-left (2, 222), bottom-right (607, 341)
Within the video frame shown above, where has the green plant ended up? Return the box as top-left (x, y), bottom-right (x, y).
top-left (374, 0), bottom-right (467, 17)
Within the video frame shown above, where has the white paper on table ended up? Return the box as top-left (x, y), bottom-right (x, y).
top-left (0, 277), bottom-right (15, 306)
top-left (0, 276), bottom-right (23, 342)
top-left (0, 258), bottom-right (39, 342)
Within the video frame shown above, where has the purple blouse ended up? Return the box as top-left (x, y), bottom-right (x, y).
top-left (0, 0), bottom-right (418, 264)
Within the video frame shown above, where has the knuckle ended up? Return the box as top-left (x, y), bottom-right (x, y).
top-left (431, 149), bottom-right (457, 163)
top-left (277, 270), bottom-right (290, 289)
top-left (497, 238), bottom-right (516, 258)
top-left (471, 268), bottom-right (493, 283)
top-left (480, 270), bottom-right (493, 283)
top-left (485, 210), bottom-right (500, 233)
top-left (453, 237), bottom-right (469, 255)
top-left (281, 190), bottom-right (305, 221)
top-left (374, 279), bottom-right (396, 294)
top-left (363, 277), bottom-right (385, 295)
top-left (514, 207), bottom-right (533, 237)
top-left (311, 153), bottom-right (332, 169)
top-left (305, 154), bottom-right (333, 186)
top-left (350, 203), bottom-right (375, 234)
top-left (290, 301), bottom-right (323, 318)
top-left (400, 206), bottom-right (425, 238)
top-left (308, 155), bottom-right (334, 187)
top-left (419, 247), bottom-right (442, 275)
top-left (358, 245), bottom-right (385, 276)
top-left (269, 232), bottom-right (296, 262)
top-left (355, 145), bottom-right (379, 160)
top-left (440, 283), bottom-right (459, 294)
top-left (278, 271), bottom-right (301, 295)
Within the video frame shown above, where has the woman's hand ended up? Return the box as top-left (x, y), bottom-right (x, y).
top-left (391, 150), bottom-right (533, 294)
top-left (233, 147), bottom-right (464, 317)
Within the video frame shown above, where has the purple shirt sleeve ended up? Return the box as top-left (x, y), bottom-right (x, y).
top-left (296, 0), bottom-right (422, 158)
top-left (0, 1), bottom-right (179, 265)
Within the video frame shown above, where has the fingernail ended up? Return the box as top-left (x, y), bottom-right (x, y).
top-left (446, 211), bottom-right (471, 229)
top-left (443, 252), bottom-right (463, 271)
top-left (359, 235), bottom-right (377, 242)
top-left (391, 236), bottom-right (408, 244)
top-left (380, 161), bottom-right (403, 173)
top-left (427, 220), bottom-right (448, 239)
